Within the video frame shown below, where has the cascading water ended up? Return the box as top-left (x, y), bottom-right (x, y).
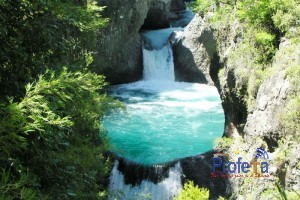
top-left (105, 27), bottom-right (225, 199)
top-left (141, 28), bottom-right (179, 81)
top-left (142, 43), bottom-right (174, 81)
top-left (109, 161), bottom-right (182, 200)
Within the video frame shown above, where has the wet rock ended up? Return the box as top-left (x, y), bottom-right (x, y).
top-left (173, 15), bottom-right (215, 84)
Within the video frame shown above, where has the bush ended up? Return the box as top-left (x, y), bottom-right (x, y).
top-left (214, 137), bottom-right (234, 151)
top-left (237, 0), bottom-right (273, 28)
top-left (271, 0), bottom-right (300, 34)
top-left (175, 181), bottom-right (209, 200)
top-left (191, 0), bottom-right (215, 15)
top-left (0, 0), bottom-right (107, 99)
top-left (0, 69), bottom-right (121, 199)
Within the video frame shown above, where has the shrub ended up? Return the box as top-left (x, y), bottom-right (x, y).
top-left (214, 137), bottom-right (234, 150)
top-left (0, 69), bottom-right (121, 199)
top-left (191, 0), bottom-right (215, 15)
top-left (270, 0), bottom-right (300, 34)
top-left (175, 181), bottom-right (209, 200)
top-left (254, 31), bottom-right (277, 63)
top-left (237, 0), bottom-right (273, 28)
top-left (0, 0), bottom-right (107, 99)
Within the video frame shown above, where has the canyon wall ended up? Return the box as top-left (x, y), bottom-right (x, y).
top-left (173, 12), bottom-right (300, 198)
top-left (96, 0), bottom-right (299, 198)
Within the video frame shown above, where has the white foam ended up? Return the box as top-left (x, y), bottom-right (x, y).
top-left (143, 45), bottom-right (175, 81)
top-left (127, 101), bottom-right (220, 110)
top-left (113, 80), bottom-right (219, 95)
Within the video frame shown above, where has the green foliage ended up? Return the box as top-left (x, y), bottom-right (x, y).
top-left (0, 0), bottom-right (117, 198)
top-left (286, 191), bottom-right (300, 200)
top-left (255, 32), bottom-right (275, 46)
top-left (237, 0), bottom-right (300, 58)
top-left (0, 169), bottom-right (38, 200)
top-left (270, 0), bottom-right (300, 35)
top-left (214, 137), bottom-right (234, 150)
top-left (0, 101), bottom-right (27, 156)
top-left (0, 70), bottom-right (121, 199)
top-left (47, 0), bottom-right (107, 31)
top-left (175, 181), bottom-right (209, 200)
top-left (238, 0), bottom-right (273, 28)
top-left (281, 97), bottom-right (300, 134)
top-left (260, 188), bottom-right (283, 200)
top-left (0, 0), bottom-right (107, 99)
top-left (281, 65), bottom-right (300, 134)
top-left (191, 0), bottom-right (215, 15)
top-left (254, 31), bottom-right (277, 63)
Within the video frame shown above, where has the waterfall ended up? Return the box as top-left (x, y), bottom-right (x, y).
top-left (141, 28), bottom-right (182, 81)
top-left (142, 43), bottom-right (175, 81)
top-left (108, 161), bottom-right (182, 200)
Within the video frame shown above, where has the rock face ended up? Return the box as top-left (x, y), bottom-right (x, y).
top-left (180, 151), bottom-right (231, 198)
top-left (170, 0), bottom-right (186, 11)
top-left (95, 0), bottom-right (186, 84)
top-left (174, 15), bottom-right (248, 135)
top-left (244, 71), bottom-right (290, 151)
top-left (173, 15), bottom-right (215, 84)
top-left (173, 11), bottom-right (300, 198)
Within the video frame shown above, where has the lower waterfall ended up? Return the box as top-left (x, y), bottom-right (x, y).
top-left (108, 161), bottom-right (182, 200)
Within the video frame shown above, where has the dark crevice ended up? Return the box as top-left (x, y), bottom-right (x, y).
top-left (210, 54), bottom-right (248, 137)
top-left (140, 8), bottom-right (170, 30)
top-left (116, 156), bottom-right (173, 185)
top-left (263, 136), bottom-right (279, 153)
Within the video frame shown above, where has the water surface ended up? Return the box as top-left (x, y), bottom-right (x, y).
top-left (103, 80), bottom-right (224, 165)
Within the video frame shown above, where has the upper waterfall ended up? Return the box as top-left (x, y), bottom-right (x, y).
top-left (141, 28), bottom-right (182, 81)
top-left (142, 44), bottom-right (175, 81)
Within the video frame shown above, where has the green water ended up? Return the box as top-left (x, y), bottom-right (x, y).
top-left (103, 80), bottom-right (225, 165)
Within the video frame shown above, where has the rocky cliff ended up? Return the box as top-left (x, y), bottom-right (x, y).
top-left (95, 0), bottom-right (185, 84)
top-left (173, 11), bottom-right (300, 199)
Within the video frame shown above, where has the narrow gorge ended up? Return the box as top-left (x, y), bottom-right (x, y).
top-left (0, 0), bottom-right (298, 199)
top-left (104, 26), bottom-right (225, 198)
top-left (98, 0), bottom-right (300, 199)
